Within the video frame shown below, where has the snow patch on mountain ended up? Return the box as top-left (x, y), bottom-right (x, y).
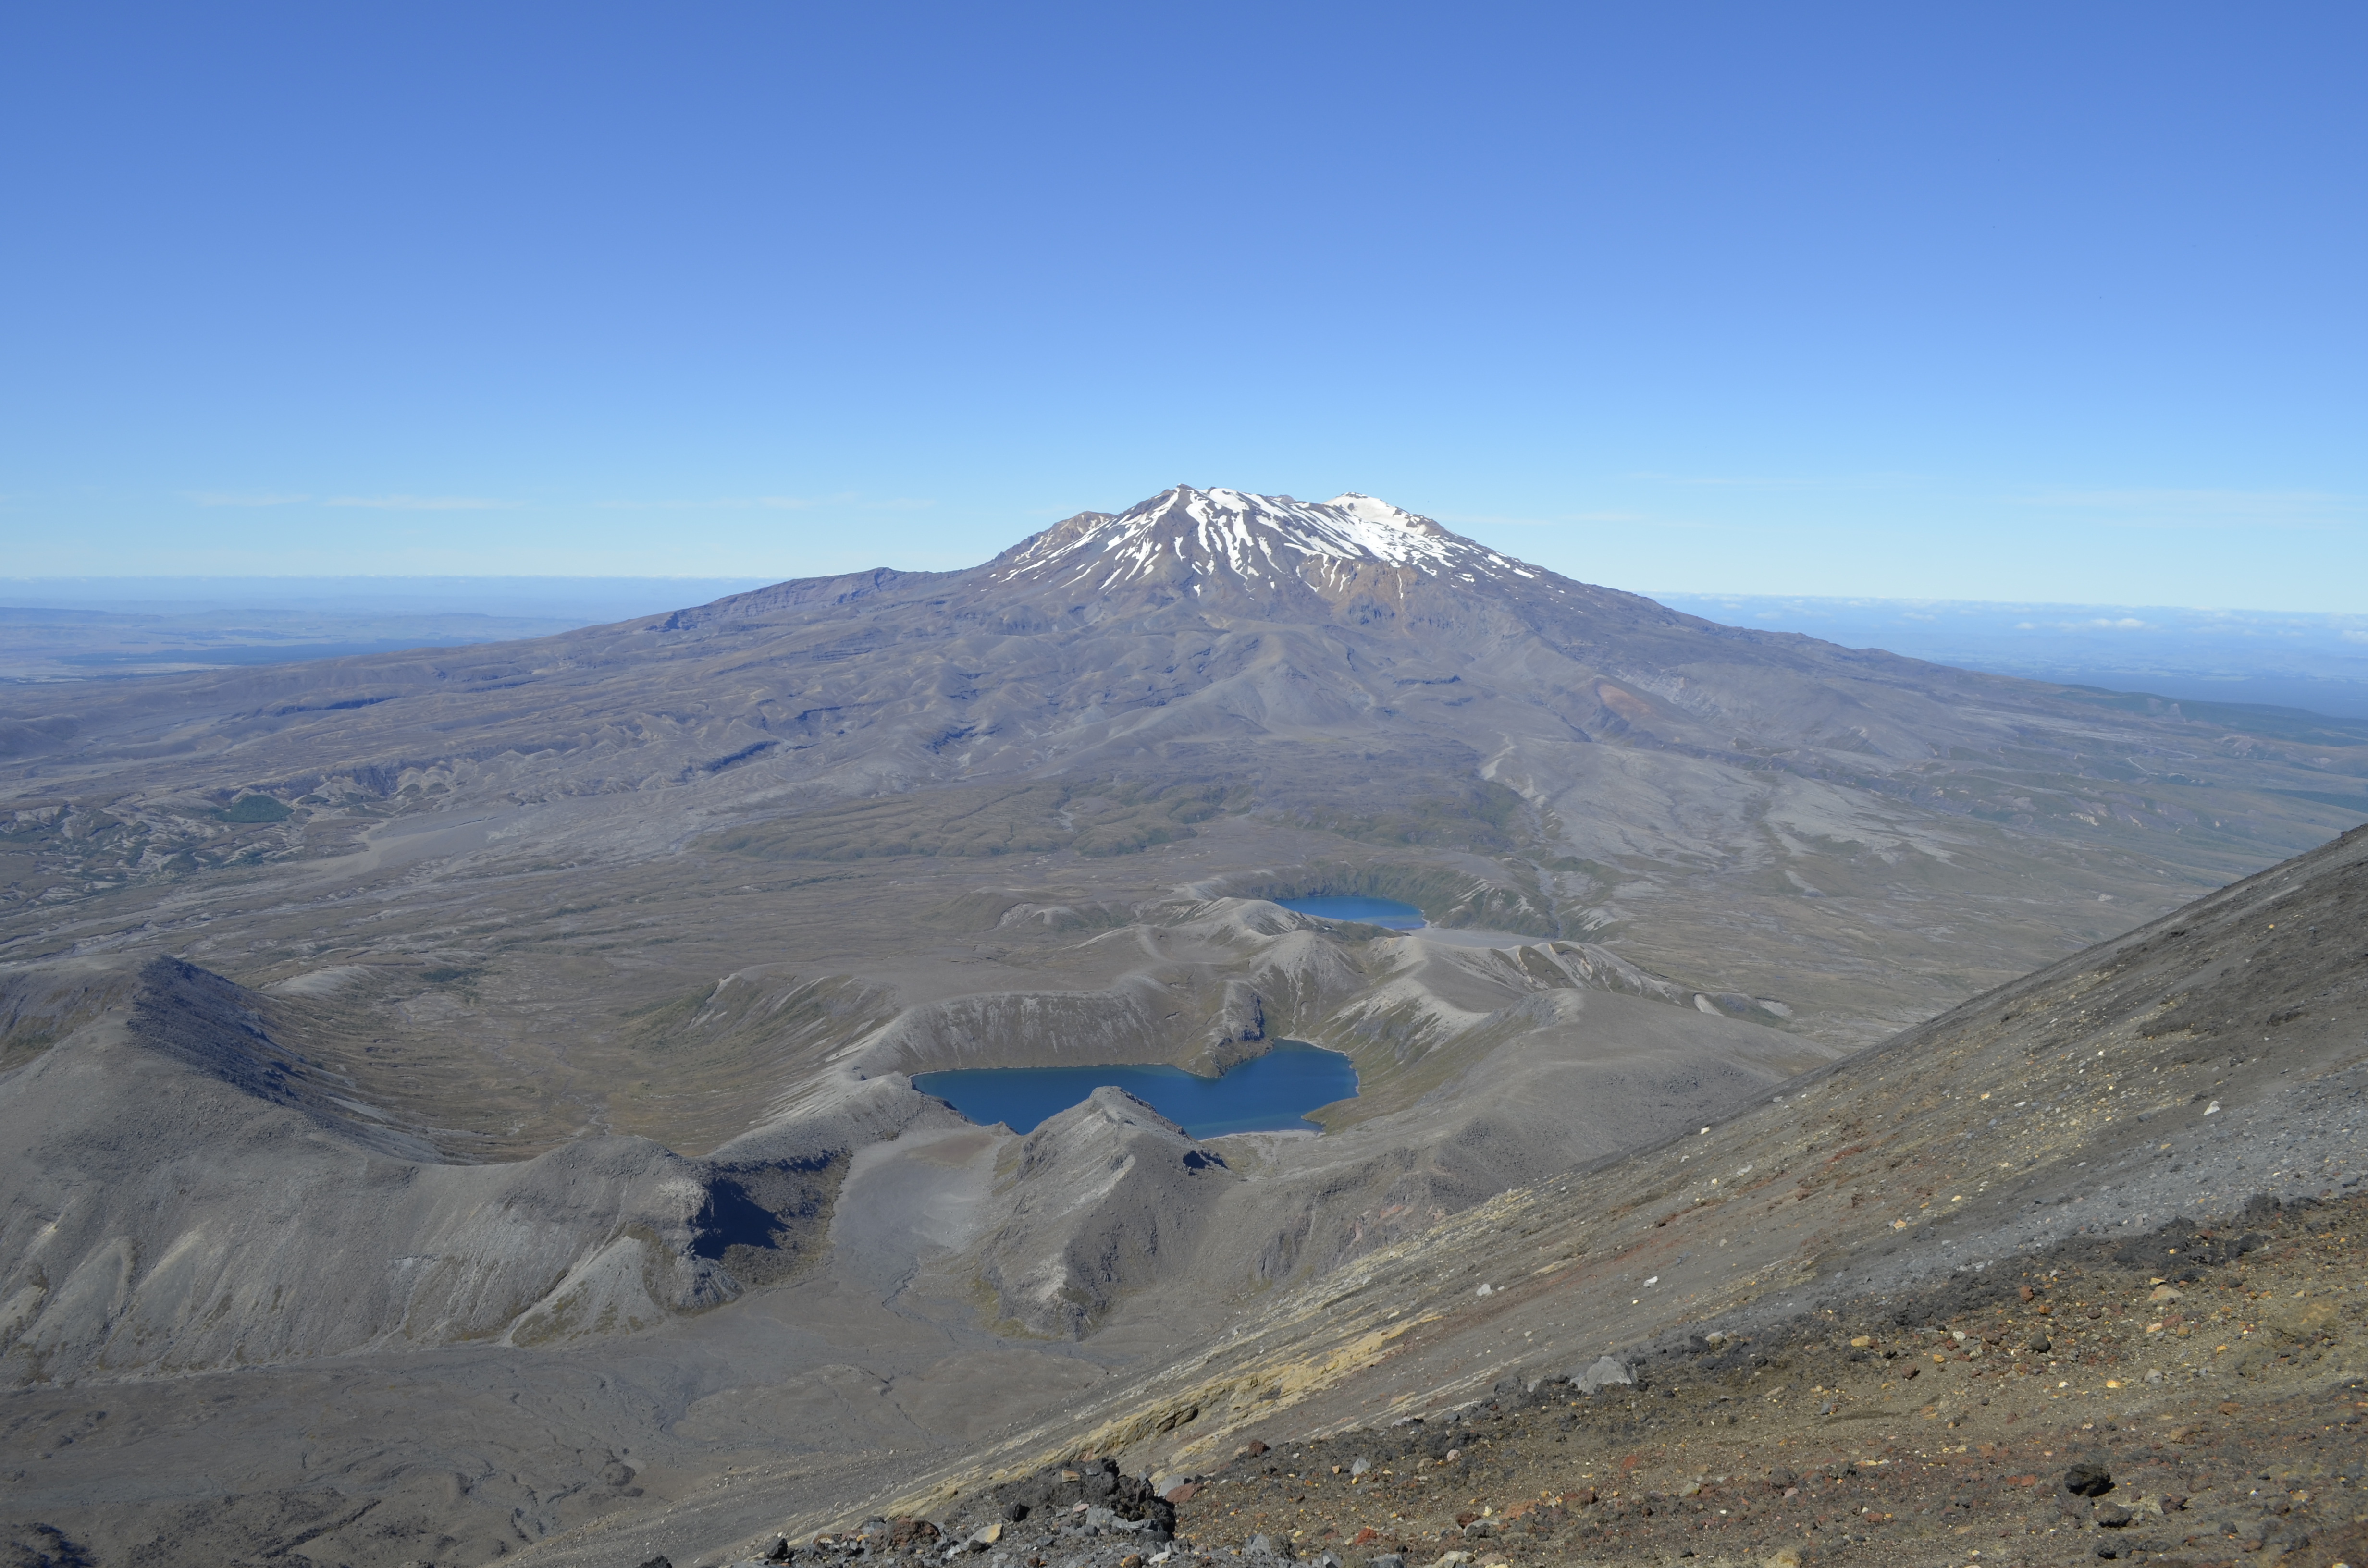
top-left (992, 486), bottom-right (1540, 590)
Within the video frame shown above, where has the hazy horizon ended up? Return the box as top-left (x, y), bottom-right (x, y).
top-left (8, 569), bottom-right (2365, 718)
top-left (0, 570), bottom-right (2362, 622)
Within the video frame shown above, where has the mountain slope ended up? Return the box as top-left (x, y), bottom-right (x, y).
top-left (600, 825), bottom-right (2368, 1568)
top-left (3, 487), bottom-right (2359, 1069)
top-left (0, 958), bottom-right (873, 1384)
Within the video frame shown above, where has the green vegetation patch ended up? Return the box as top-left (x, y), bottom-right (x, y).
top-left (706, 780), bottom-right (1253, 862)
top-left (619, 987), bottom-right (712, 1053)
top-left (2058, 686), bottom-right (2368, 746)
top-left (218, 795), bottom-right (295, 823)
top-left (1282, 777), bottom-right (1530, 853)
top-left (2264, 787), bottom-right (2368, 815)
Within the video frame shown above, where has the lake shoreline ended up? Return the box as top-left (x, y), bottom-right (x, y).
top-left (912, 1040), bottom-right (1358, 1139)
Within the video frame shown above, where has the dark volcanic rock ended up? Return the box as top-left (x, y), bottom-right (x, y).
top-left (944, 1456), bottom-right (1175, 1542)
top-left (2063, 1462), bottom-right (2115, 1497)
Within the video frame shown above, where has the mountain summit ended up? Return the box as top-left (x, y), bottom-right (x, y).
top-left (975, 485), bottom-right (1553, 620)
top-left (987, 485), bottom-right (1544, 607)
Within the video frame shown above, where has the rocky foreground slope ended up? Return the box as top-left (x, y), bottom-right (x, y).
top-left (555, 823), bottom-right (2368, 1568)
top-left (875, 1193), bottom-right (2364, 1568)
top-left (731, 1200), bottom-right (2364, 1568)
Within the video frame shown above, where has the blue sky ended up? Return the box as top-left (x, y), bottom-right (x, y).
top-left (3, 3), bottom-right (2362, 609)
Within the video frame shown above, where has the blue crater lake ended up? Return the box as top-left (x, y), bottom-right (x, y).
top-left (912, 1041), bottom-right (1358, 1139)
top-left (1271, 894), bottom-right (1424, 930)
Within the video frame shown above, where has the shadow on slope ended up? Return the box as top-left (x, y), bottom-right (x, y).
top-left (0, 958), bottom-right (865, 1383)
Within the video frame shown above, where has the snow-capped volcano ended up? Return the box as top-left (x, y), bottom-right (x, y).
top-left (989, 485), bottom-right (1541, 596)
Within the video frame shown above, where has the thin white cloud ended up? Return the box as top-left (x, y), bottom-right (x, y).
top-left (1624, 470), bottom-right (1923, 492)
top-left (594, 493), bottom-right (858, 512)
top-left (326, 494), bottom-right (519, 512)
top-left (187, 490), bottom-right (312, 507)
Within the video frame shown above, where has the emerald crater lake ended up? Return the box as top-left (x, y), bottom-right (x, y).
top-left (1271, 895), bottom-right (1424, 929)
top-left (911, 1041), bottom-right (1358, 1138)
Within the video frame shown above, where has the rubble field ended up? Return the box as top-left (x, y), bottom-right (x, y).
top-left (752, 1195), bottom-right (2364, 1568)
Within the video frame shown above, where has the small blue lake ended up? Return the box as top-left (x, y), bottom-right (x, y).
top-left (1272, 894), bottom-right (1425, 930)
top-left (912, 1041), bottom-right (1358, 1138)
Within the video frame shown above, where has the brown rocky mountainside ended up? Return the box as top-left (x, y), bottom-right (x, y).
top-left (0, 489), bottom-right (2362, 1567)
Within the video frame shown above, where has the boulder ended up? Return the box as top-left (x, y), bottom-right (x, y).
top-left (2063, 1462), bottom-right (2115, 1498)
top-left (1573, 1354), bottom-right (1635, 1395)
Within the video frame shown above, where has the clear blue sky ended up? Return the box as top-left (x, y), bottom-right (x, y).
top-left (4, 3), bottom-right (2362, 609)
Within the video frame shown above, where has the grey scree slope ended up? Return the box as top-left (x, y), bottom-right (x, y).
top-left (0, 488), bottom-right (2361, 1564)
top-left (609, 820), bottom-right (2368, 1568)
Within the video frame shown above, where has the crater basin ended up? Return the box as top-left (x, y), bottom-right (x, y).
top-left (911, 1041), bottom-right (1357, 1138)
top-left (1271, 894), bottom-right (1424, 930)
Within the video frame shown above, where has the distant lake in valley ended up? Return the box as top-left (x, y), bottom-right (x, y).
top-left (911, 1041), bottom-right (1358, 1138)
top-left (1271, 894), bottom-right (1424, 929)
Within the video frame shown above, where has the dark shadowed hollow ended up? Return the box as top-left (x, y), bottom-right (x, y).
top-left (911, 1041), bottom-right (1358, 1137)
